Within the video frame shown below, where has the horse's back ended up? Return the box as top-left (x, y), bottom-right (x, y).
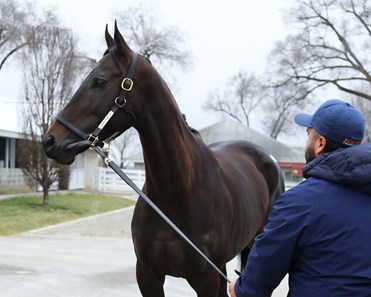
top-left (209, 139), bottom-right (284, 212)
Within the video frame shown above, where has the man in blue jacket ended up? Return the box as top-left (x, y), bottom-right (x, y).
top-left (229, 99), bottom-right (371, 297)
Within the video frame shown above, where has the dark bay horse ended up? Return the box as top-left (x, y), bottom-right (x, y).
top-left (42, 22), bottom-right (284, 297)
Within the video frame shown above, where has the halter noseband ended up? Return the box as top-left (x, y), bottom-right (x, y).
top-left (56, 50), bottom-right (138, 151)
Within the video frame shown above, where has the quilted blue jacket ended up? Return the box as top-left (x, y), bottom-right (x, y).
top-left (234, 142), bottom-right (371, 297)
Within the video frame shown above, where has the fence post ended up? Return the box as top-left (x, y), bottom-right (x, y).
top-left (84, 149), bottom-right (100, 191)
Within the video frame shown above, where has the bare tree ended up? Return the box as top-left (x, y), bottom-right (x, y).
top-left (261, 83), bottom-right (311, 139)
top-left (0, 0), bottom-right (35, 71)
top-left (110, 128), bottom-right (139, 168)
top-left (272, 0), bottom-right (371, 102)
top-left (353, 98), bottom-right (371, 142)
top-left (19, 13), bottom-right (88, 206)
top-left (349, 90), bottom-right (371, 142)
top-left (114, 4), bottom-right (192, 72)
top-left (203, 70), bottom-right (262, 128)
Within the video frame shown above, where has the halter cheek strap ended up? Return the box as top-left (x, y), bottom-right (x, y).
top-left (56, 51), bottom-right (138, 151)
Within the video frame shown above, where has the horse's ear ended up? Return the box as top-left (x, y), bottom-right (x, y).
top-left (105, 24), bottom-right (115, 48)
top-left (114, 20), bottom-right (131, 56)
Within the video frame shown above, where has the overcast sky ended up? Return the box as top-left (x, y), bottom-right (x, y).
top-left (0, 0), bottom-right (298, 136)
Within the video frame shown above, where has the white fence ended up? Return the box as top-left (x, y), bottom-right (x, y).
top-left (0, 168), bottom-right (84, 191)
top-left (98, 167), bottom-right (145, 194)
top-left (0, 168), bottom-right (27, 188)
top-left (0, 166), bottom-right (145, 194)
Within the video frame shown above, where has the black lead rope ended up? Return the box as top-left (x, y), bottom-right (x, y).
top-left (92, 146), bottom-right (231, 283)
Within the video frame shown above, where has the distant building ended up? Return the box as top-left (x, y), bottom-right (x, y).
top-left (126, 119), bottom-right (305, 181)
top-left (0, 98), bottom-right (21, 169)
top-left (199, 120), bottom-right (305, 182)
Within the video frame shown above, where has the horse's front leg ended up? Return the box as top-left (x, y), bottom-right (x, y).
top-left (136, 260), bottom-right (165, 297)
top-left (187, 265), bottom-right (228, 297)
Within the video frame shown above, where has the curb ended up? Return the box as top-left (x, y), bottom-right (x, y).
top-left (25, 205), bottom-right (135, 235)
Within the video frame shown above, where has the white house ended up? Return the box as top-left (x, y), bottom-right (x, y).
top-left (0, 98), bottom-right (20, 169)
top-left (0, 96), bottom-right (94, 191)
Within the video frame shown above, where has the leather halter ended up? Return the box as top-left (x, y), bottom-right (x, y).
top-left (56, 50), bottom-right (138, 150)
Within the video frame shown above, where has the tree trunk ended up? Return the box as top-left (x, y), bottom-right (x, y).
top-left (43, 186), bottom-right (49, 207)
top-left (58, 165), bottom-right (70, 190)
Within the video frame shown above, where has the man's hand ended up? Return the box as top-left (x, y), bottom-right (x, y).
top-left (229, 279), bottom-right (237, 297)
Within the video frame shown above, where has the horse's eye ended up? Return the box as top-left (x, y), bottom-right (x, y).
top-left (92, 77), bottom-right (107, 88)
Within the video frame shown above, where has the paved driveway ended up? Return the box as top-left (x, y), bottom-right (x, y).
top-left (0, 205), bottom-right (288, 296)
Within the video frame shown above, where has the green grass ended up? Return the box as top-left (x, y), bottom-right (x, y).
top-left (0, 187), bottom-right (33, 195)
top-left (0, 193), bottom-right (135, 236)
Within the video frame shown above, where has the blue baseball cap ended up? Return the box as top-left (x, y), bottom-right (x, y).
top-left (294, 99), bottom-right (365, 146)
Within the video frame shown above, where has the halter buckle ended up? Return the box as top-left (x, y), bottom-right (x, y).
top-left (87, 133), bottom-right (100, 146)
top-left (115, 97), bottom-right (127, 108)
top-left (104, 157), bottom-right (111, 166)
top-left (101, 141), bottom-right (111, 152)
top-left (121, 78), bottom-right (133, 91)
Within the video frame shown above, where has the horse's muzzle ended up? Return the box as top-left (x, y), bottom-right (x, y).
top-left (42, 134), bottom-right (91, 165)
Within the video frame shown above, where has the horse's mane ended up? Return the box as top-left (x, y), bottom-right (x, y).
top-left (182, 114), bottom-right (201, 137)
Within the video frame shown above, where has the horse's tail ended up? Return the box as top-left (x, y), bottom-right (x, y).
top-left (267, 158), bottom-right (285, 214)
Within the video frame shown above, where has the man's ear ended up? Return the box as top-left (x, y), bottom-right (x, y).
top-left (315, 136), bottom-right (327, 156)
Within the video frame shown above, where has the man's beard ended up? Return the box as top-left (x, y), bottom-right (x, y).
top-left (305, 145), bottom-right (316, 163)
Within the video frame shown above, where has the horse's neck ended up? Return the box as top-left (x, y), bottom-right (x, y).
top-left (137, 94), bottom-right (205, 198)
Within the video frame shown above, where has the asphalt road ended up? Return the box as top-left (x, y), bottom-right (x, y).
top-left (0, 204), bottom-right (289, 296)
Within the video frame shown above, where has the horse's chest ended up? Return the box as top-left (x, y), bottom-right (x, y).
top-left (132, 206), bottom-right (212, 275)
top-left (133, 216), bottom-right (190, 255)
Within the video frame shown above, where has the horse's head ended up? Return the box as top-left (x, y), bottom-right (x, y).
top-left (43, 22), bottom-right (148, 164)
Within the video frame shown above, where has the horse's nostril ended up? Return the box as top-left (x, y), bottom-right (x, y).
top-left (43, 134), bottom-right (56, 152)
